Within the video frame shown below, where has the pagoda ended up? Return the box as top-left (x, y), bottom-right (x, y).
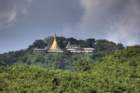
top-left (47, 34), bottom-right (64, 53)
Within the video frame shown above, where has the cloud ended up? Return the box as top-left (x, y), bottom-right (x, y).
top-left (105, 0), bottom-right (140, 45)
top-left (7, 10), bottom-right (17, 23)
top-left (79, 0), bottom-right (127, 32)
top-left (77, 0), bottom-right (140, 45)
top-left (0, 0), bottom-right (33, 30)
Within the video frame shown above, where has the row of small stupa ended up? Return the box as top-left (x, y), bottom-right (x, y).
top-left (34, 34), bottom-right (94, 53)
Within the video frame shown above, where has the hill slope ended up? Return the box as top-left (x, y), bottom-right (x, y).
top-left (0, 46), bottom-right (140, 93)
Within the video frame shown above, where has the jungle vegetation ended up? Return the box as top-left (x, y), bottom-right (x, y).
top-left (0, 37), bottom-right (140, 93)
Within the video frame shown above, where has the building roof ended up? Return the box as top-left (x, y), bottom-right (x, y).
top-left (66, 41), bottom-right (80, 49)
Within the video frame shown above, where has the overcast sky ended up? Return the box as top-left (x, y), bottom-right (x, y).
top-left (0, 0), bottom-right (140, 53)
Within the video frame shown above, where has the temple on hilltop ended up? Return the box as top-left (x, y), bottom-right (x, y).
top-left (33, 34), bottom-right (94, 53)
top-left (47, 34), bottom-right (64, 53)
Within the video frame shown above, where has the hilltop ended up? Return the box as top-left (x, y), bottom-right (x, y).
top-left (0, 36), bottom-right (124, 68)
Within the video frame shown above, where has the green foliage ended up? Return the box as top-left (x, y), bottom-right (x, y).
top-left (71, 54), bottom-right (94, 71)
top-left (90, 46), bottom-right (140, 92)
top-left (94, 40), bottom-right (123, 57)
top-left (0, 46), bottom-right (140, 93)
top-left (0, 65), bottom-right (95, 93)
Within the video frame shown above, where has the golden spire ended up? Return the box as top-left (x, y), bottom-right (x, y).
top-left (49, 34), bottom-right (59, 49)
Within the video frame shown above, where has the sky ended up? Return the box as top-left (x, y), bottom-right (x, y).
top-left (0, 0), bottom-right (140, 53)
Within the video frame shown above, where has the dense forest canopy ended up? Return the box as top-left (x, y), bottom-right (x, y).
top-left (0, 46), bottom-right (140, 93)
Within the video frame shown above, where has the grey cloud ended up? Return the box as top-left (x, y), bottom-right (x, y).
top-left (0, 0), bottom-right (32, 29)
top-left (77, 0), bottom-right (140, 45)
top-left (106, 0), bottom-right (140, 45)
top-left (79, 0), bottom-right (128, 32)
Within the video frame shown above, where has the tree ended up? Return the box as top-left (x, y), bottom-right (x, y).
top-left (29, 40), bottom-right (47, 49)
top-left (117, 43), bottom-right (124, 49)
top-left (86, 38), bottom-right (95, 47)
